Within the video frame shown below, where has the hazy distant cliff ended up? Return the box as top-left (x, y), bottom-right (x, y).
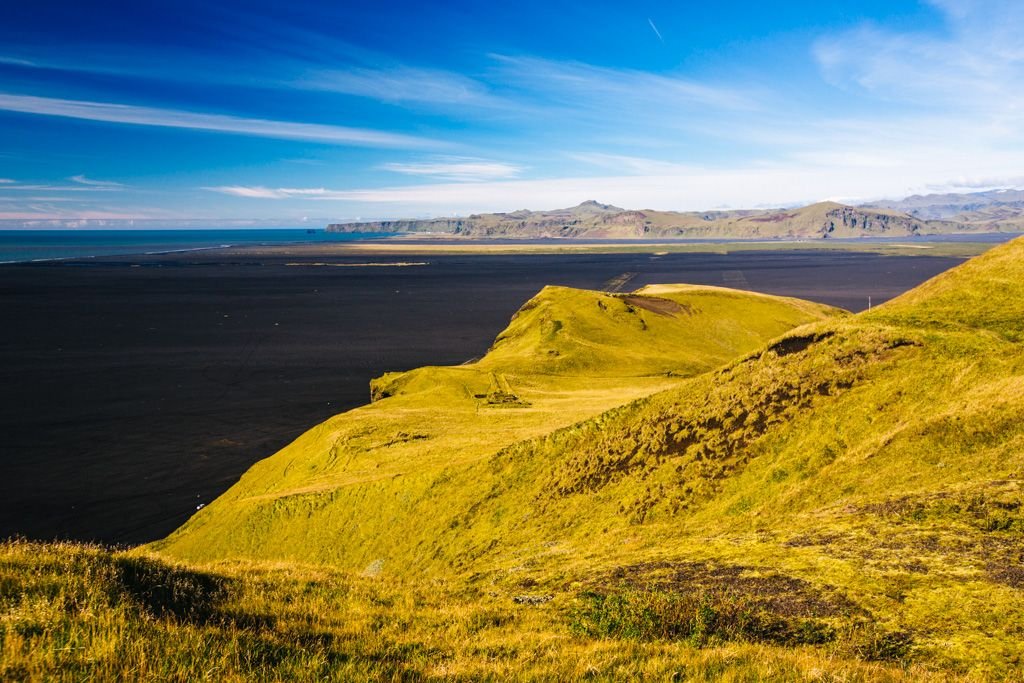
top-left (864, 188), bottom-right (1024, 231)
top-left (327, 199), bottom-right (974, 239)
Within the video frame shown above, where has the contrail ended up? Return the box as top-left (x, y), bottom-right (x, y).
top-left (647, 18), bottom-right (664, 43)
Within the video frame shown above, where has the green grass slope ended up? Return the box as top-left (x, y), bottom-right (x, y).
top-left (158, 235), bottom-right (1024, 676)
top-left (395, 235), bottom-right (1024, 675)
top-left (153, 285), bottom-right (840, 568)
top-left (8, 241), bottom-right (1024, 679)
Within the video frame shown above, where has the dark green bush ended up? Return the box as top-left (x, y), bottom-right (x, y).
top-left (568, 588), bottom-right (834, 648)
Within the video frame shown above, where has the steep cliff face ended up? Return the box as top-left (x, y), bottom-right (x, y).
top-left (772, 202), bottom-right (949, 238)
top-left (329, 218), bottom-right (470, 233)
top-left (327, 200), bottom-right (965, 239)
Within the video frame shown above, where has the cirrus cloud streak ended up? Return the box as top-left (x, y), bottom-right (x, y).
top-left (0, 93), bottom-right (444, 149)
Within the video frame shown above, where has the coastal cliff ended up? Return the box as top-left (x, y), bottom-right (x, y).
top-left (327, 199), bottom-right (969, 239)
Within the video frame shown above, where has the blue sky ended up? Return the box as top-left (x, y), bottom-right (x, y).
top-left (0, 0), bottom-right (1022, 224)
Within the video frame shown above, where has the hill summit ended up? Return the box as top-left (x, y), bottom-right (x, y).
top-left (156, 283), bottom-right (841, 566)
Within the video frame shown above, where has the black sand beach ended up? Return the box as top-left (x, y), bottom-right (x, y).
top-left (0, 247), bottom-right (968, 545)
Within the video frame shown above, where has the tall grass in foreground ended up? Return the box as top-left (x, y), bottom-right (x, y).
top-left (1, 540), bottom-right (964, 681)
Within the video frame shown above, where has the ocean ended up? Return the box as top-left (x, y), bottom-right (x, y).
top-left (0, 229), bottom-right (395, 264)
top-left (2, 229), bottom-right (1016, 264)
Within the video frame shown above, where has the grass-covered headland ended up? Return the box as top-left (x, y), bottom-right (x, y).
top-left (5, 237), bottom-right (1024, 680)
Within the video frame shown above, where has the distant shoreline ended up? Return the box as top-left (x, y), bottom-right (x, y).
top-left (211, 236), bottom-right (1005, 260)
top-left (1, 230), bottom-right (1014, 265)
top-left (0, 229), bottom-right (396, 264)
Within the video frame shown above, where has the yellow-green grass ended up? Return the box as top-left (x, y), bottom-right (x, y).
top-left (156, 236), bottom-right (1024, 677)
top-left (0, 539), bottom-right (957, 682)
top-left (7, 237), bottom-right (1024, 679)
top-left (154, 284), bottom-right (840, 568)
top-left (393, 237), bottom-right (1024, 675)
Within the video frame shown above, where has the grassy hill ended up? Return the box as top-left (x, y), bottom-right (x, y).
top-left (6, 238), bottom-right (1024, 680)
top-left (153, 284), bottom-right (840, 568)
top-left (326, 199), bottom-right (972, 239)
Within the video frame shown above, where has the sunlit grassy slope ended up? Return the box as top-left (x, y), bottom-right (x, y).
top-left (7, 239), bottom-right (1024, 680)
top-left (154, 236), bottom-right (1024, 677)
top-left (2, 539), bottom-right (950, 681)
top-left (154, 284), bottom-right (840, 567)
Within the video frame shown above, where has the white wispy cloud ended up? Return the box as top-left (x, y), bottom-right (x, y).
top-left (69, 174), bottom-right (125, 188)
top-left (3, 37), bottom-right (755, 129)
top-left (790, 0), bottom-right (1024, 200)
top-left (7, 2), bottom-right (1024, 219)
top-left (491, 54), bottom-right (761, 113)
top-left (195, 166), bottom-right (894, 211)
top-left (199, 130), bottom-right (1024, 214)
top-left (0, 56), bottom-right (36, 67)
top-left (568, 153), bottom-right (699, 175)
top-left (813, 0), bottom-right (1024, 112)
top-left (647, 18), bottom-right (665, 43)
top-left (925, 174), bottom-right (1024, 191)
top-left (0, 49), bottom-right (507, 112)
top-left (0, 181), bottom-right (122, 192)
top-left (0, 93), bottom-right (444, 149)
top-left (299, 66), bottom-right (501, 108)
top-left (203, 186), bottom-right (339, 199)
top-left (0, 196), bottom-right (163, 220)
top-left (381, 158), bottom-right (523, 181)
top-left (0, 178), bottom-right (14, 183)
top-left (0, 210), bottom-right (150, 220)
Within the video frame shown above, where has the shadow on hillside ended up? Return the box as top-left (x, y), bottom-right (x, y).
top-left (111, 556), bottom-right (272, 630)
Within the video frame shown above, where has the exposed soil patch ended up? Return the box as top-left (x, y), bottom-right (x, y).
top-left (782, 532), bottom-right (844, 548)
top-left (620, 294), bottom-right (693, 317)
top-left (988, 559), bottom-right (1024, 588)
top-left (600, 560), bottom-right (862, 619)
top-left (768, 331), bottom-right (835, 357)
top-left (568, 560), bottom-right (906, 653)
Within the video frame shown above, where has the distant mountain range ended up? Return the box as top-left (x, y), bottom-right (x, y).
top-left (862, 188), bottom-right (1024, 230)
top-left (328, 191), bottom-right (1024, 239)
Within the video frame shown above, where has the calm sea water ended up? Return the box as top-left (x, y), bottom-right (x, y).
top-left (0, 229), bottom-right (396, 264)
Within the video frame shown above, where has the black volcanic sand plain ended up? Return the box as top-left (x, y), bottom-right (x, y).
top-left (0, 246), bottom-right (972, 545)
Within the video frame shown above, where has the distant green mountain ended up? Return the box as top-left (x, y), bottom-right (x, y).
top-left (327, 199), bottom-right (981, 239)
